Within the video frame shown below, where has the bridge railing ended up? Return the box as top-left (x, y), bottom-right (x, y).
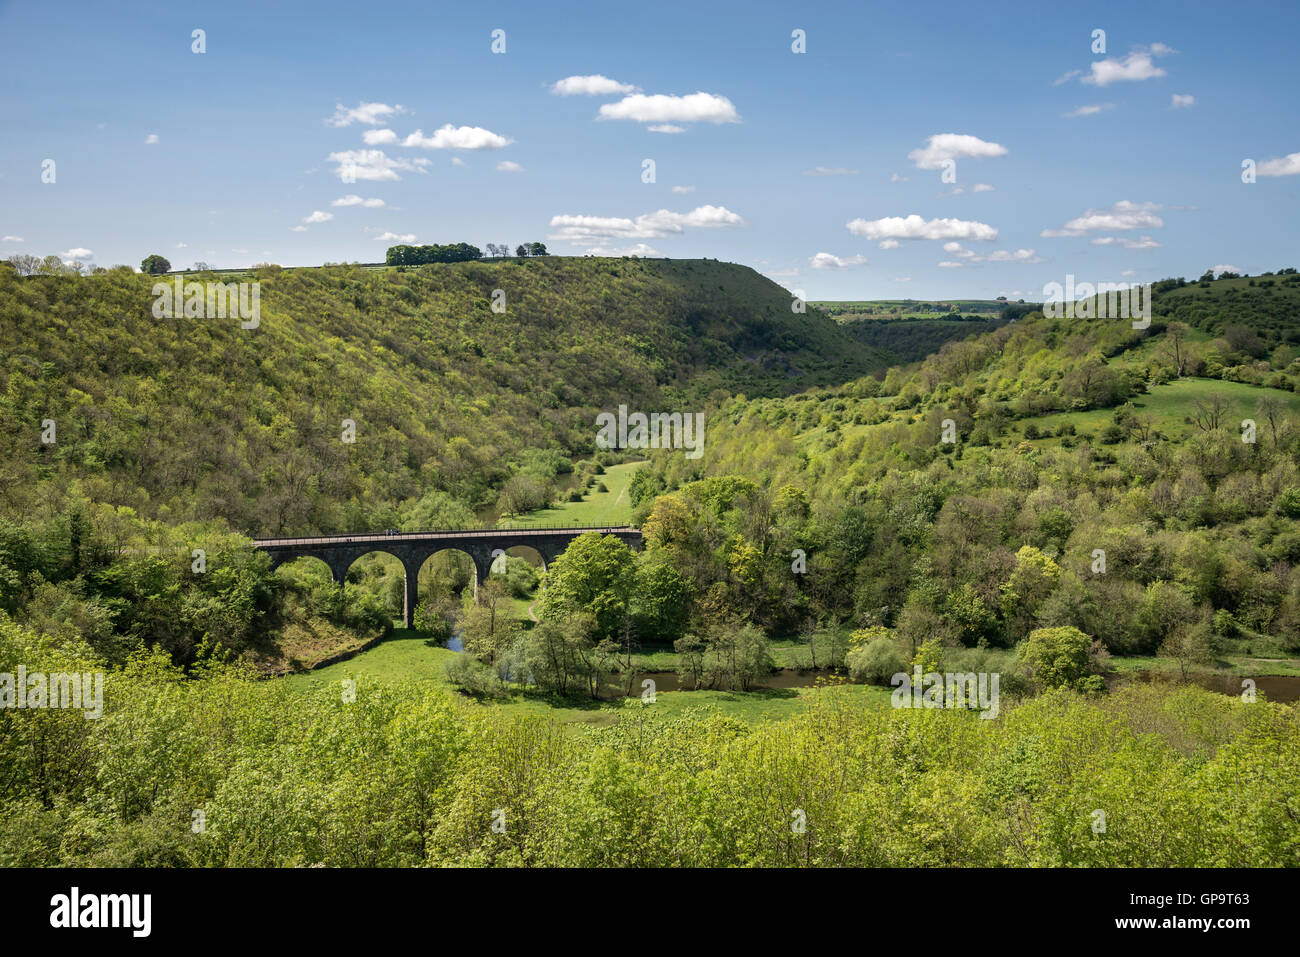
top-left (251, 522), bottom-right (641, 547)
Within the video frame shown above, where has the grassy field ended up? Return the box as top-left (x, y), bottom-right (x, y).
top-left (283, 628), bottom-right (894, 728)
top-left (501, 460), bottom-right (645, 528)
top-left (1013, 376), bottom-right (1300, 444)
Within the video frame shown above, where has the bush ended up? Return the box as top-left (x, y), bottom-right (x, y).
top-left (1017, 626), bottom-right (1105, 692)
top-left (445, 653), bottom-right (502, 696)
top-left (846, 636), bottom-right (907, 685)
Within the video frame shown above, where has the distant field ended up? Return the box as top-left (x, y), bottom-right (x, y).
top-left (1015, 377), bottom-right (1300, 444)
top-left (501, 460), bottom-right (645, 528)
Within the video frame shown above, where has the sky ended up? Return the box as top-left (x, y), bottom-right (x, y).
top-left (1, 0), bottom-right (1297, 300)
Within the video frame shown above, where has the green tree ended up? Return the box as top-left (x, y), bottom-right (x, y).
top-left (140, 254), bottom-right (170, 275)
top-left (541, 532), bottom-right (635, 639)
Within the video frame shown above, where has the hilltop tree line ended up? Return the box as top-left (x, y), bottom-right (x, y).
top-left (385, 242), bottom-right (548, 266)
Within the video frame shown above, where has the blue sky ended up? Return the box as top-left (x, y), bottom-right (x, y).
top-left (1, 0), bottom-right (1297, 299)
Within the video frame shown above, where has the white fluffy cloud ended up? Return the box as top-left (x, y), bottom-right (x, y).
top-left (375, 231), bottom-right (417, 242)
top-left (362, 128), bottom-right (398, 145)
top-left (302, 210), bottom-right (334, 224)
top-left (810, 252), bottom-right (869, 270)
top-left (846, 214), bottom-right (998, 241)
top-left (803, 166), bottom-right (859, 176)
top-left (327, 101), bottom-right (405, 127)
top-left (327, 149), bottom-right (430, 181)
top-left (907, 133), bottom-right (1008, 170)
top-left (648, 124), bottom-right (686, 134)
top-left (2, 235), bottom-right (24, 242)
top-left (878, 240), bottom-right (900, 249)
top-left (1258, 152), bottom-right (1300, 177)
top-left (1084, 45), bottom-right (1173, 86)
top-left (402, 125), bottom-right (512, 150)
top-left (1042, 200), bottom-right (1164, 237)
top-left (551, 75), bottom-right (639, 96)
top-left (1171, 94), bottom-right (1195, 108)
top-left (496, 160), bottom-right (524, 172)
top-left (145, 133), bottom-right (159, 144)
top-left (1211, 264), bottom-right (1241, 275)
top-left (331, 195), bottom-right (385, 207)
top-left (671, 185), bottom-right (695, 194)
top-left (548, 204), bottom-right (744, 243)
top-left (60, 247), bottom-right (93, 260)
top-left (597, 92), bottom-right (740, 126)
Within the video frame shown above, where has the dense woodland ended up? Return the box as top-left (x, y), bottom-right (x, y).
top-left (2, 258), bottom-right (1298, 866)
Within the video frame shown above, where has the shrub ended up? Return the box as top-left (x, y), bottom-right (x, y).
top-left (846, 636), bottom-right (907, 685)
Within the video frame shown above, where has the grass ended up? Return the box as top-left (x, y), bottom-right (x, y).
top-left (501, 460), bottom-right (645, 528)
top-left (1109, 654), bottom-right (1300, 677)
top-left (1014, 376), bottom-right (1300, 445)
top-left (282, 628), bottom-right (894, 729)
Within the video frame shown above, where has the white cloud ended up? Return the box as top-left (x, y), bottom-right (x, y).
top-left (938, 261), bottom-right (964, 268)
top-left (1084, 46), bottom-right (1171, 87)
top-left (1212, 264), bottom-right (1240, 274)
top-left (846, 214), bottom-right (998, 241)
top-left (890, 173), bottom-right (910, 183)
top-left (1042, 200), bottom-right (1164, 236)
top-left (327, 149), bottom-right (430, 181)
top-left (496, 160), bottom-right (524, 172)
top-left (1052, 69), bottom-right (1083, 86)
top-left (671, 185), bottom-right (695, 194)
top-left (972, 183), bottom-right (995, 192)
top-left (60, 247), bottom-right (93, 260)
top-left (1090, 235), bottom-right (1161, 249)
top-left (375, 231), bottom-right (417, 242)
top-left (940, 241), bottom-right (1041, 264)
top-left (362, 128), bottom-right (398, 145)
top-left (327, 101), bottom-right (405, 127)
top-left (810, 252), bottom-right (869, 270)
top-left (551, 75), bottom-right (639, 96)
top-left (803, 166), bottom-right (859, 176)
top-left (983, 248), bottom-right (1043, 262)
top-left (331, 195), bottom-right (385, 208)
top-left (303, 210), bottom-right (334, 224)
top-left (145, 133), bottom-right (159, 144)
top-left (1063, 103), bottom-right (1114, 118)
top-left (878, 239), bottom-right (900, 249)
top-left (892, 276), bottom-right (913, 282)
top-left (907, 133), bottom-right (1008, 170)
top-left (1121, 269), bottom-right (1137, 277)
top-left (584, 243), bottom-right (660, 257)
top-left (648, 124), bottom-right (686, 134)
top-left (2, 235), bottom-right (24, 242)
top-left (451, 157), bottom-right (467, 167)
top-left (548, 204), bottom-right (745, 243)
top-left (289, 226), bottom-right (308, 232)
top-left (1171, 94), bottom-right (1195, 109)
top-left (175, 242), bottom-right (188, 248)
top-left (402, 125), bottom-right (512, 150)
top-left (597, 92), bottom-right (740, 126)
top-left (1258, 152), bottom-right (1300, 177)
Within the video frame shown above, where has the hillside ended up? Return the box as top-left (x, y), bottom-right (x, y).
top-left (0, 257), bottom-right (881, 535)
top-left (632, 271), bottom-right (1300, 657)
